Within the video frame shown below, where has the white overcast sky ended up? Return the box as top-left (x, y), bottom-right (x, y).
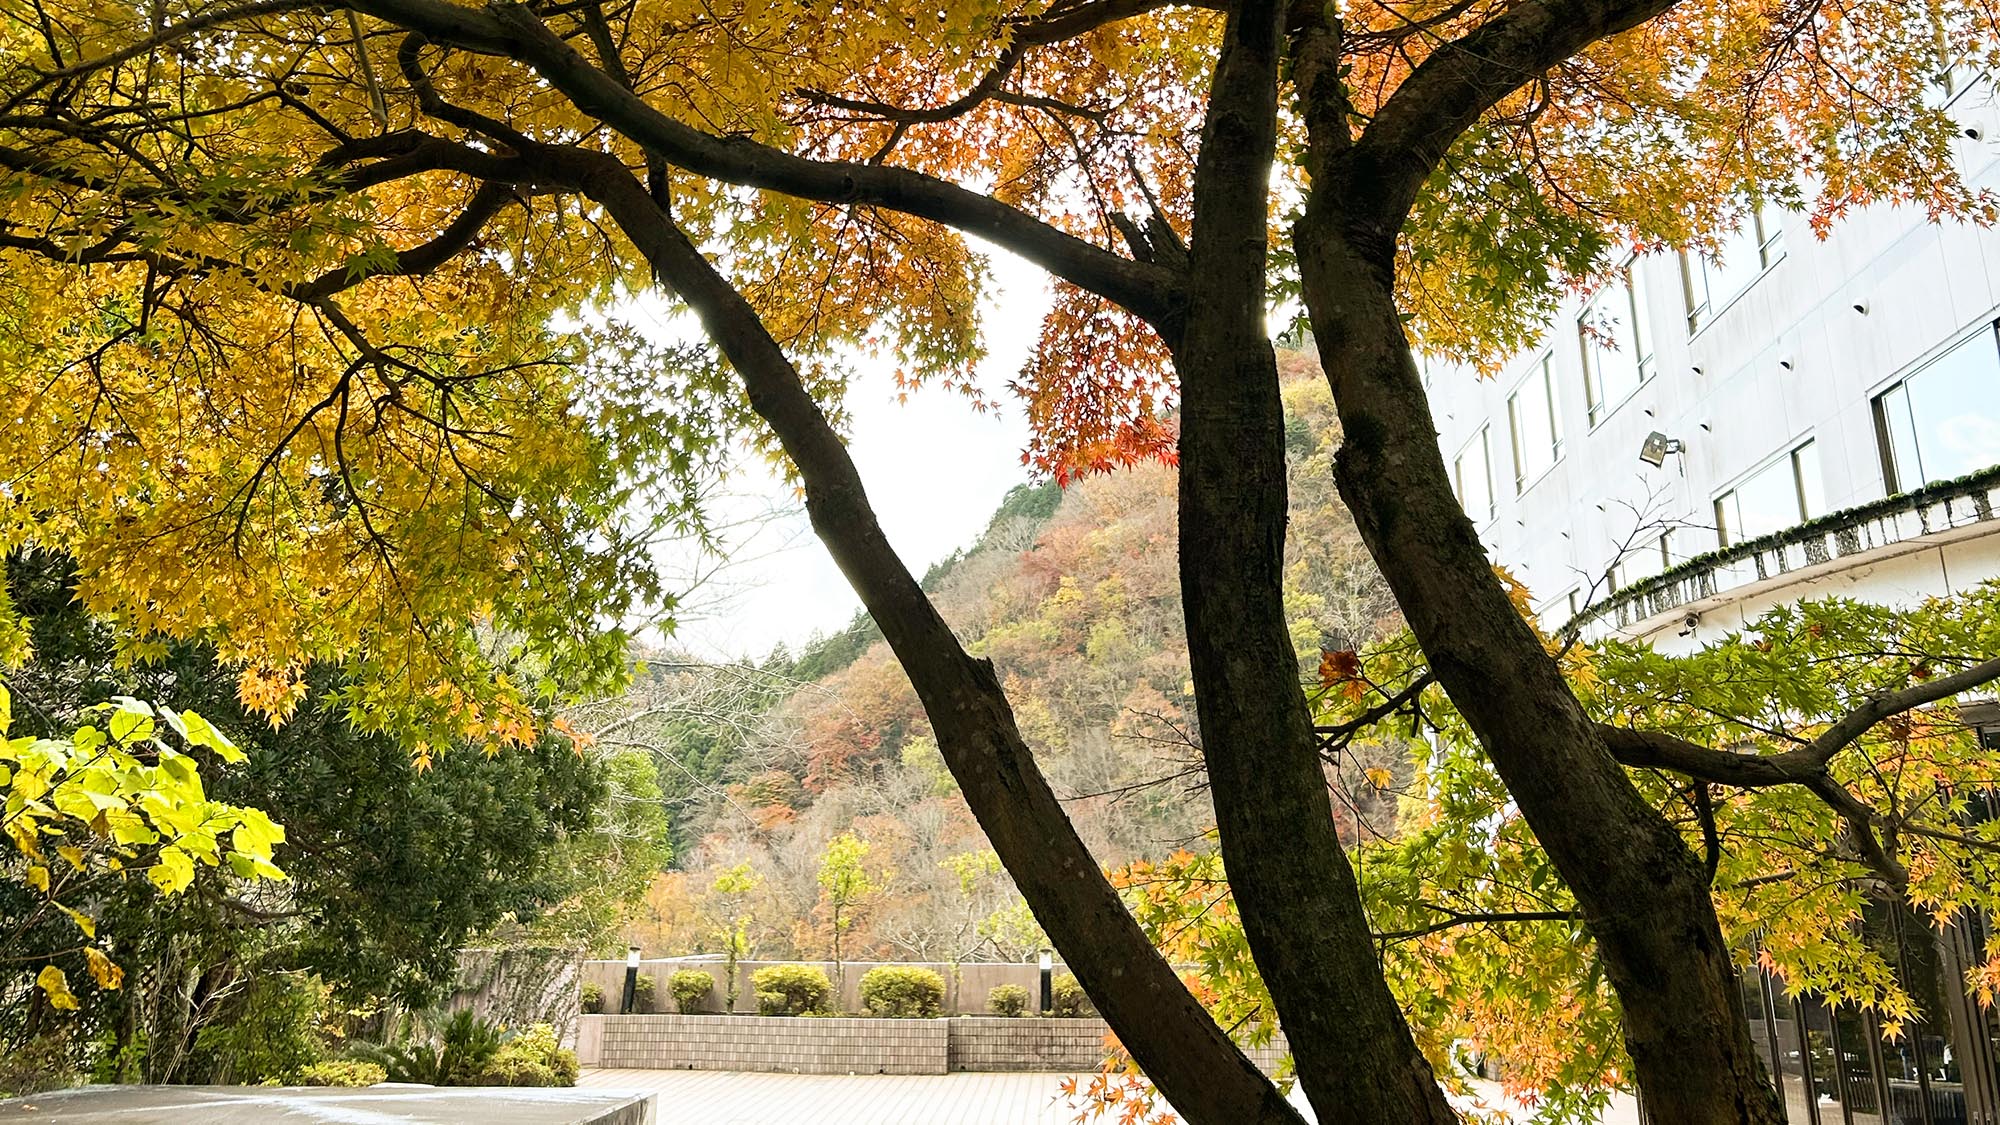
top-left (639, 245), bottom-right (1051, 660)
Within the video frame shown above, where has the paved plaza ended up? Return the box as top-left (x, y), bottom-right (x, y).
top-left (579, 1068), bottom-right (1642, 1124)
top-left (580, 1069), bottom-right (1112, 1124)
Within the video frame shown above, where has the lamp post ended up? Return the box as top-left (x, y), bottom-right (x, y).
top-left (1038, 948), bottom-right (1053, 1016)
top-left (621, 945), bottom-right (641, 1015)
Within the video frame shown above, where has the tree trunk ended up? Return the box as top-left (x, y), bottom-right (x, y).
top-left (1291, 207), bottom-right (1785, 1124)
top-left (1171, 5), bottom-right (1458, 1121)
top-left (568, 160), bottom-right (1303, 1125)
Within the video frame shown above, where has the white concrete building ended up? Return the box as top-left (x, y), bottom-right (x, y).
top-left (1425, 79), bottom-right (2000, 1122)
top-left (1429, 84), bottom-right (2000, 657)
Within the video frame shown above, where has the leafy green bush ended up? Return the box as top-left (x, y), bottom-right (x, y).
top-left (750, 965), bottom-right (832, 1016)
top-left (859, 966), bottom-right (944, 1018)
top-left (1050, 973), bottom-right (1095, 1018)
top-left (477, 1025), bottom-right (578, 1087)
top-left (987, 984), bottom-right (1030, 1017)
top-left (357, 1010), bottom-right (505, 1085)
top-left (189, 974), bottom-right (329, 1084)
top-left (580, 982), bottom-right (604, 1014)
top-left (631, 972), bottom-right (657, 1013)
top-left (755, 989), bottom-right (786, 1016)
top-left (0, 1034), bottom-right (75, 1097)
top-left (298, 1060), bottom-right (386, 1087)
top-left (670, 970), bottom-right (715, 1014)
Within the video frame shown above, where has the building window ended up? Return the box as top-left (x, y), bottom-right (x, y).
top-left (1539, 589), bottom-right (1581, 634)
top-left (1612, 534), bottom-right (1671, 589)
top-left (1682, 201), bottom-right (1787, 331)
top-left (1579, 259), bottom-right (1654, 425)
top-left (1508, 355), bottom-right (1563, 492)
top-left (1873, 322), bottom-right (2000, 494)
top-left (1714, 440), bottom-right (1825, 547)
top-left (1454, 426), bottom-right (1494, 522)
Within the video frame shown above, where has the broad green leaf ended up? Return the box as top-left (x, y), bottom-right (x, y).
top-left (147, 845), bottom-right (195, 894)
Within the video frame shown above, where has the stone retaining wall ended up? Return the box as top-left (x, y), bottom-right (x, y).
top-left (945, 1017), bottom-right (1108, 1072)
top-left (590, 1014), bottom-right (948, 1075)
top-left (582, 959), bottom-right (1060, 1017)
top-left (576, 1014), bottom-right (1290, 1077)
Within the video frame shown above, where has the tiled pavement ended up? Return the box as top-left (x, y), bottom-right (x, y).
top-left (579, 1069), bottom-right (1641, 1124)
top-left (579, 1069), bottom-right (1117, 1124)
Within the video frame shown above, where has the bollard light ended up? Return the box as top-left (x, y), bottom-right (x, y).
top-left (1038, 948), bottom-right (1053, 1015)
top-left (622, 945), bottom-right (642, 1015)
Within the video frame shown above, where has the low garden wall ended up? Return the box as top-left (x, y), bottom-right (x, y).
top-left (586, 1014), bottom-right (949, 1075)
top-left (575, 1014), bottom-right (1290, 1076)
top-left (580, 958), bottom-right (1055, 1017)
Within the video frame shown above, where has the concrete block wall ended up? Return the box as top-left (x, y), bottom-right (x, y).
top-left (946, 1017), bottom-right (1108, 1072)
top-left (577, 1013), bottom-right (1292, 1078)
top-left (583, 959), bottom-right (1068, 1016)
top-left (593, 1014), bottom-right (949, 1075)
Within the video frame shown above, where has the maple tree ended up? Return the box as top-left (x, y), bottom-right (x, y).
top-left (1099, 581), bottom-right (2000, 1120)
top-left (4, 0), bottom-right (1999, 1121)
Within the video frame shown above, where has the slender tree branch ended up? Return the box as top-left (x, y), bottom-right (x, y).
top-left (1375, 907), bottom-right (1581, 943)
top-left (1314, 671), bottom-right (1434, 757)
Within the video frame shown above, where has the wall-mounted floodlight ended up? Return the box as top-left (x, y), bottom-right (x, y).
top-left (1639, 431), bottom-right (1685, 467)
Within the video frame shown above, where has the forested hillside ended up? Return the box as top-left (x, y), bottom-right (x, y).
top-left (610, 352), bottom-right (1406, 963)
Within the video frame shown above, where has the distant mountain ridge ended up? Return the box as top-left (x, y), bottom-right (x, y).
top-left (621, 351), bottom-right (1403, 963)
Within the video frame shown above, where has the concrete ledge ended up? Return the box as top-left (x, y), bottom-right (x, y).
top-left (577, 1014), bottom-right (1290, 1077)
top-left (0, 1086), bottom-right (654, 1124)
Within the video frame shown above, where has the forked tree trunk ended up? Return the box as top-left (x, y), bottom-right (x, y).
top-left (1170, 4), bottom-right (1458, 1121)
top-left (567, 160), bottom-right (1304, 1125)
top-left (1291, 209), bottom-right (1786, 1124)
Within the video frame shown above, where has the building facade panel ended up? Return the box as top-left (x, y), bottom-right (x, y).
top-left (1421, 78), bottom-right (2000, 1123)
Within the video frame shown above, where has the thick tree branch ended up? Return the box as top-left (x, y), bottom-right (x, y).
top-left (1343, 0), bottom-right (1689, 231)
top-left (799, 0), bottom-right (1213, 128)
top-left (342, 0), bottom-right (1187, 331)
top-left (1598, 660), bottom-right (2000, 891)
top-left (1802, 656), bottom-right (2000, 766)
top-left (1599, 656), bottom-right (2000, 789)
top-left (1597, 725), bottom-right (1804, 787)
top-left (293, 181), bottom-right (517, 301)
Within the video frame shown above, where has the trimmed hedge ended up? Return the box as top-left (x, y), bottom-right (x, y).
top-left (1051, 973), bottom-right (1095, 1018)
top-left (670, 970), bottom-right (715, 1014)
top-left (298, 1060), bottom-right (385, 1087)
top-left (750, 965), bottom-right (833, 1016)
top-left (859, 966), bottom-right (944, 1018)
top-left (580, 982), bottom-right (604, 1014)
top-left (986, 984), bottom-right (1030, 1017)
top-left (632, 973), bottom-right (658, 1013)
